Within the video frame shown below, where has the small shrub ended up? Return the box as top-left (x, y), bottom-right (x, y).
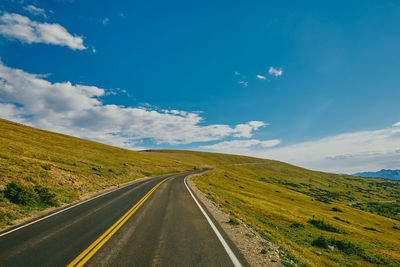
top-left (260, 249), bottom-right (267, 254)
top-left (3, 182), bottom-right (59, 208)
top-left (290, 222), bottom-right (304, 228)
top-left (34, 185), bottom-right (59, 207)
top-left (329, 239), bottom-right (358, 255)
top-left (228, 216), bottom-right (240, 226)
top-left (363, 227), bottom-right (379, 232)
top-left (333, 216), bottom-right (350, 224)
top-left (0, 210), bottom-right (18, 226)
top-left (308, 219), bottom-right (341, 233)
top-left (41, 164), bottom-right (51, 170)
top-left (331, 207), bottom-right (343, 212)
top-left (315, 198), bottom-right (331, 204)
top-left (282, 262), bottom-right (295, 267)
top-left (4, 181), bottom-right (38, 206)
top-left (311, 235), bottom-right (329, 249)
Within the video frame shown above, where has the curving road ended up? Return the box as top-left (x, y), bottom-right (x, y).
top-left (0, 170), bottom-right (249, 267)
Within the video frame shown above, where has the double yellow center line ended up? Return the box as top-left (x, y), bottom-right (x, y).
top-left (67, 178), bottom-right (168, 267)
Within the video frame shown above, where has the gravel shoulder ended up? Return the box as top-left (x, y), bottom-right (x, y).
top-left (186, 174), bottom-right (283, 267)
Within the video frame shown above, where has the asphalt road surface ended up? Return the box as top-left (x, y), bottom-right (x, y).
top-left (0, 171), bottom-right (249, 267)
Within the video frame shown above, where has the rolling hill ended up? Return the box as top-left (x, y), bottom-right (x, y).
top-left (0, 118), bottom-right (399, 266)
top-left (0, 118), bottom-right (193, 228)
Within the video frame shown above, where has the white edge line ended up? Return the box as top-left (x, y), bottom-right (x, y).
top-left (184, 176), bottom-right (242, 267)
top-left (0, 174), bottom-right (172, 238)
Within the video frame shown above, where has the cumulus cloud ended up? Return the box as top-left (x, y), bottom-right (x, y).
top-left (268, 67), bottom-right (283, 77)
top-left (393, 122), bottom-right (400, 127)
top-left (0, 12), bottom-right (86, 50)
top-left (252, 126), bottom-right (400, 174)
top-left (23, 5), bottom-right (47, 18)
top-left (256, 75), bottom-right (266, 80)
top-left (201, 139), bottom-right (280, 152)
top-left (232, 121), bottom-right (266, 138)
top-left (0, 61), bottom-right (265, 148)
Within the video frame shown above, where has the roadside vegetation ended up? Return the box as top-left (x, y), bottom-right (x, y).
top-left (351, 201), bottom-right (400, 221)
top-left (0, 119), bottom-right (193, 228)
top-left (149, 150), bottom-right (400, 266)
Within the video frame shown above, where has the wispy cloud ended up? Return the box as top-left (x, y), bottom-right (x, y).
top-left (251, 125), bottom-right (400, 173)
top-left (201, 138), bottom-right (280, 152)
top-left (239, 81), bottom-right (248, 87)
top-left (102, 17), bottom-right (109, 25)
top-left (256, 74), bottom-right (266, 80)
top-left (393, 122), bottom-right (400, 127)
top-left (234, 71), bottom-right (240, 76)
top-left (268, 66), bottom-right (283, 77)
top-left (23, 5), bottom-right (48, 18)
top-left (0, 12), bottom-right (86, 50)
top-left (0, 61), bottom-right (266, 148)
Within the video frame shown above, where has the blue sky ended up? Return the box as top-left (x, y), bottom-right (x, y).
top-left (0, 0), bottom-right (400, 173)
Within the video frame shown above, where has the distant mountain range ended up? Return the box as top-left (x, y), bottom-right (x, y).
top-left (353, 169), bottom-right (400, 180)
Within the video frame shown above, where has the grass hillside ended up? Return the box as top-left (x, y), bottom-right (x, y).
top-left (0, 119), bottom-right (193, 228)
top-left (148, 150), bottom-right (400, 267)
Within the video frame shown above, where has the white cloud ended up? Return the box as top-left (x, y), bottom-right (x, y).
top-left (268, 67), bottom-right (283, 77)
top-left (233, 121), bottom-right (267, 138)
top-left (23, 5), bottom-right (47, 18)
top-left (102, 17), bottom-right (109, 25)
top-left (0, 61), bottom-right (265, 148)
top-left (251, 126), bottom-right (400, 173)
top-left (256, 74), bottom-right (266, 80)
top-left (0, 12), bottom-right (86, 50)
top-left (393, 122), bottom-right (400, 127)
top-left (234, 71), bottom-right (240, 76)
top-left (239, 81), bottom-right (248, 87)
top-left (201, 138), bottom-right (280, 152)
top-left (260, 139), bottom-right (281, 147)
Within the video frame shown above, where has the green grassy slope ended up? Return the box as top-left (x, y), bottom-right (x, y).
top-left (148, 150), bottom-right (400, 267)
top-left (0, 119), bottom-right (193, 227)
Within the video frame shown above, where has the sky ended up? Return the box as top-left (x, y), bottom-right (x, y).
top-left (0, 0), bottom-right (399, 174)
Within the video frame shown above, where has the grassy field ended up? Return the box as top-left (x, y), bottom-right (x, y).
top-left (1, 119), bottom-right (399, 266)
top-left (148, 150), bottom-right (400, 266)
top-left (0, 119), bottom-right (193, 228)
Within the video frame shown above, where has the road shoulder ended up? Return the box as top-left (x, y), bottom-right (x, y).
top-left (186, 173), bottom-right (283, 267)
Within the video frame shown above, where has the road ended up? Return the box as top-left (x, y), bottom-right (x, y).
top-left (0, 171), bottom-right (249, 267)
